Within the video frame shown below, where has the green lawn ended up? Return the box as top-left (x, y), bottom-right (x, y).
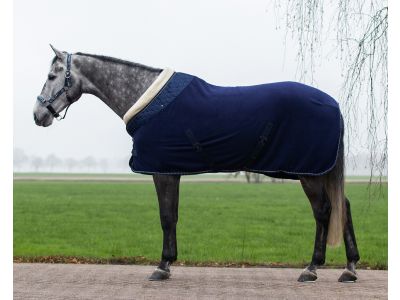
top-left (13, 181), bottom-right (387, 268)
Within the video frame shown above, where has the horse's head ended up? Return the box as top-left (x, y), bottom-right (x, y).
top-left (33, 45), bottom-right (83, 127)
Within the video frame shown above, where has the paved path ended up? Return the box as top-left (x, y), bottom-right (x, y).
top-left (14, 264), bottom-right (387, 299)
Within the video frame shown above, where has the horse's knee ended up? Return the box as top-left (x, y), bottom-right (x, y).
top-left (160, 214), bottom-right (177, 231)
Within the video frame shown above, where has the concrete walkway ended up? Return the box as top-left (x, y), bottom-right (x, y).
top-left (14, 263), bottom-right (387, 299)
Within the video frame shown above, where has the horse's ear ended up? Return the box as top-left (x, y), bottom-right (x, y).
top-left (49, 44), bottom-right (65, 59)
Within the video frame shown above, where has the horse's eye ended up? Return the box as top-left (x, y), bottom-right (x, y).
top-left (48, 74), bottom-right (56, 80)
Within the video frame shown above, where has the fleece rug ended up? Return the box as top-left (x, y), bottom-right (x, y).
top-left (126, 72), bottom-right (342, 179)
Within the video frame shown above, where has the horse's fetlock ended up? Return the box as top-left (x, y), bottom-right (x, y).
top-left (312, 254), bottom-right (326, 266)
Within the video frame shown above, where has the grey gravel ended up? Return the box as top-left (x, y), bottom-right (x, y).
top-left (14, 263), bottom-right (387, 300)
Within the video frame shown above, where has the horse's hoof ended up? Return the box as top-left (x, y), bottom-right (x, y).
top-left (148, 267), bottom-right (171, 281)
top-left (338, 268), bottom-right (357, 283)
top-left (298, 268), bottom-right (318, 282)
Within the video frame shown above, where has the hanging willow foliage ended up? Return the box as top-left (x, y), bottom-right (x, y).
top-left (272, 0), bottom-right (388, 181)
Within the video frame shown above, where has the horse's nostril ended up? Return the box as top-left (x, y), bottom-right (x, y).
top-left (33, 113), bottom-right (38, 123)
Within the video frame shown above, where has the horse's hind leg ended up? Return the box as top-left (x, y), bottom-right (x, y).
top-left (298, 176), bottom-right (330, 282)
top-left (338, 197), bottom-right (360, 282)
top-left (149, 174), bottom-right (180, 281)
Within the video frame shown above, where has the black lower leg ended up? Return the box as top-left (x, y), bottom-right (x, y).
top-left (157, 228), bottom-right (176, 274)
top-left (302, 197), bottom-right (330, 282)
top-left (159, 214), bottom-right (178, 269)
top-left (298, 178), bottom-right (330, 282)
top-left (309, 191), bottom-right (330, 269)
top-left (149, 174), bottom-right (180, 280)
top-left (343, 198), bottom-right (360, 267)
top-left (338, 197), bottom-right (360, 282)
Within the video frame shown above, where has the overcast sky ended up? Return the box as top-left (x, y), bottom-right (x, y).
top-left (14, 0), bottom-right (344, 163)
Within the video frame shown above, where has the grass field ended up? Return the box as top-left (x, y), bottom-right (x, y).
top-left (13, 181), bottom-right (387, 268)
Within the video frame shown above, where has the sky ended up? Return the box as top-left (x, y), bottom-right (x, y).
top-left (14, 0), bottom-right (347, 166)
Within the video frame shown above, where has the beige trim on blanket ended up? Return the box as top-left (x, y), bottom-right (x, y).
top-left (123, 68), bottom-right (175, 124)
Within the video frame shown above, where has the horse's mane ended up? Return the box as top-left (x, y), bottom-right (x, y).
top-left (74, 52), bottom-right (161, 72)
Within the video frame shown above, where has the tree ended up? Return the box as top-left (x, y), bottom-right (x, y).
top-left (99, 158), bottom-right (109, 173)
top-left (45, 154), bottom-right (62, 172)
top-left (272, 0), bottom-right (388, 179)
top-left (242, 172), bottom-right (264, 183)
top-left (81, 156), bottom-right (96, 172)
top-left (13, 148), bottom-right (28, 172)
top-left (118, 156), bottom-right (132, 173)
top-left (65, 157), bottom-right (78, 172)
top-left (31, 156), bottom-right (43, 172)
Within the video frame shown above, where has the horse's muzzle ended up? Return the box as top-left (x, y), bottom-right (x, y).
top-left (33, 111), bottom-right (52, 127)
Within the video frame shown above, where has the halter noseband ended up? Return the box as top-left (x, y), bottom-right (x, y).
top-left (37, 53), bottom-right (73, 120)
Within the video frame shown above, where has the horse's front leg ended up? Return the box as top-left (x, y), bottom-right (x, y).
top-left (149, 174), bottom-right (180, 281)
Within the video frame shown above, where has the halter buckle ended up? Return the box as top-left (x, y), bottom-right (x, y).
top-left (65, 71), bottom-right (71, 78)
top-left (37, 95), bottom-right (46, 104)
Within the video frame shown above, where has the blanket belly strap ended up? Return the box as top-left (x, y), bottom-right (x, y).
top-left (244, 121), bottom-right (274, 168)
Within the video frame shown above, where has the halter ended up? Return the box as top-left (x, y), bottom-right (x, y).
top-left (37, 53), bottom-right (73, 120)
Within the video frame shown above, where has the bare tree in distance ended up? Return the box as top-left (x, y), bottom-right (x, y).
top-left (271, 0), bottom-right (388, 181)
top-left (81, 156), bottom-right (96, 172)
top-left (45, 154), bottom-right (62, 172)
top-left (118, 156), bottom-right (132, 173)
top-left (31, 156), bottom-right (43, 172)
top-left (13, 148), bottom-right (28, 172)
top-left (99, 158), bottom-right (109, 173)
top-left (65, 157), bottom-right (79, 172)
top-left (232, 171), bottom-right (267, 183)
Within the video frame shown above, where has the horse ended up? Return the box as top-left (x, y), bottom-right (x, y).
top-left (33, 45), bottom-right (360, 282)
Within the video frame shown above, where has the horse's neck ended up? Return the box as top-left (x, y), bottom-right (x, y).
top-left (75, 54), bottom-right (162, 118)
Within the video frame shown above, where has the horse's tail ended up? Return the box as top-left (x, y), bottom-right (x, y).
top-left (324, 120), bottom-right (346, 247)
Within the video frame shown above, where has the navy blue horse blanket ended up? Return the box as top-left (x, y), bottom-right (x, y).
top-left (126, 71), bottom-right (342, 179)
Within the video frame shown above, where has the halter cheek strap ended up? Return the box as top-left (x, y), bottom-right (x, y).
top-left (37, 53), bottom-right (73, 120)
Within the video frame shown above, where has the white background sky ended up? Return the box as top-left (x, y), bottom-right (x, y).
top-left (14, 0), bottom-right (344, 164)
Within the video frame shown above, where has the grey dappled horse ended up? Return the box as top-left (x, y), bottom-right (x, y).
top-left (33, 46), bottom-right (360, 282)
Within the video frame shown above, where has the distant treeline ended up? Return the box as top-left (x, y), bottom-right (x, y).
top-left (13, 147), bottom-right (385, 175)
top-left (13, 148), bottom-right (131, 173)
